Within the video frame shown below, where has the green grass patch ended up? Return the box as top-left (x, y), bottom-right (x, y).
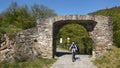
top-left (0, 58), bottom-right (56, 68)
top-left (93, 47), bottom-right (120, 68)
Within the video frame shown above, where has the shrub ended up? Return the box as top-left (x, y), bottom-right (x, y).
top-left (113, 30), bottom-right (120, 47)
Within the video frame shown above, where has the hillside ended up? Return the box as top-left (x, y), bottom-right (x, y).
top-left (89, 6), bottom-right (120, 47)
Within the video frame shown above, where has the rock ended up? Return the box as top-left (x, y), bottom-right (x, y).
top-left (0, 34), bottom-right (15, 63)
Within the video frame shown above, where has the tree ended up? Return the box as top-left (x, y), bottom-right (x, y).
top-left (31, 4), bottom-right (57, 19)
top-left (56, 23), bottom-right (93, 54)
top-left (0, 2), bottom-right (57, 37)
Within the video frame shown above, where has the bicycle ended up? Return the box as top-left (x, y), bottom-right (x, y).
top-left (72, 51), bottom-right (76, 62)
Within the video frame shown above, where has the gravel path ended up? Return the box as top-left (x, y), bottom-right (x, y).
top-left (50, 48), bottom-right (97, 68)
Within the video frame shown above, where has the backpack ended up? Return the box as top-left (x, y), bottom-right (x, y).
top-left (71, 44), bottom-right (76, 49)
top-left (71, 44), bottom-right (77, 52)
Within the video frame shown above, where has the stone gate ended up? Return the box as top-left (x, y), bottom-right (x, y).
top-left (0, 15), bottom-right (113, 63)
top-left (36, 15), bottom-right (112, 58)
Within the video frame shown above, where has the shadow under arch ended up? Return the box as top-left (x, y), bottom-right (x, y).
top-left (52, 20), bottom-right (97, 58)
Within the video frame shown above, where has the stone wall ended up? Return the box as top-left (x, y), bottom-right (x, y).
top-left (0, 15), bottom-right (113, 63)
top-left (15, 27), bottom-right (52, 61)
top-left (0, 34), bottom-right (15, 63)
top-left (37, 15), bottom-right (113, 58)
top-left (15, 28), bottom-right (38, 61)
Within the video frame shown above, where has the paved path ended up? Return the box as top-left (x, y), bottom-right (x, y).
top-left (50, 48), bottom-right (97, 68)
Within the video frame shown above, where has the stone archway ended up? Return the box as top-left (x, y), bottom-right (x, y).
top-left (53, 20), bottom-right (97, 57)
top-left (36, 15), bottom-right (113, 58)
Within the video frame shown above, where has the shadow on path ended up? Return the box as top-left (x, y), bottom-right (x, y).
top-left (55, 52), bottom-right (71, 57)
top-left (55, 51), bottom-right (89, 57)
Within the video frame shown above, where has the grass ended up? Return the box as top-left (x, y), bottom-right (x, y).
top-left (93, 47), bottom-right (120, 68)
top-left (0, 58), bottom-right (56, 68)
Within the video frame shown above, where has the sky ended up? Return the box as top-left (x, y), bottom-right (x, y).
top-left (0, 0), bottom-right (120, 15)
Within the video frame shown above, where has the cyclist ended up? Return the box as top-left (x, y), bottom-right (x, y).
top-left (69, 42), bottom-right (77, 62)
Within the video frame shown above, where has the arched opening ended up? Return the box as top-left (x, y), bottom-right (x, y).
top-left (36, 15), bottom-right (112, 58)
top-left (52, 20), bottom-right (97, 58)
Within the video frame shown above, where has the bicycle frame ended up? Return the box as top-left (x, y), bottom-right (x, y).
top-left (72, 52), bottom-right (75, 62)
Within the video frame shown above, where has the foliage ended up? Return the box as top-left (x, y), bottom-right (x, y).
top-left (56, 23), bottom-right (93, 54)
top-left (0, 2), bottom-right (57, 38)
top-left (89, 6), bottom-right (120, 47)
top-left (93, 47), bottom-right (120, 68)
top-left (113, 30), bottom-right (120, 47)
top-left (0, 58), bottom-right (56, 68)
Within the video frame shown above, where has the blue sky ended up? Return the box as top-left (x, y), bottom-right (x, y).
top-left (0, 0), bottom-right (120, 15)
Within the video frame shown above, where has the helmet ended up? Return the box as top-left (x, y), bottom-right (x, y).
top-left (72, 42), bottom-right (75, 44)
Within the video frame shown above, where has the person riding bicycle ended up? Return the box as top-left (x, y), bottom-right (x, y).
top-left (69, 42), bottom-right (77, 62)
